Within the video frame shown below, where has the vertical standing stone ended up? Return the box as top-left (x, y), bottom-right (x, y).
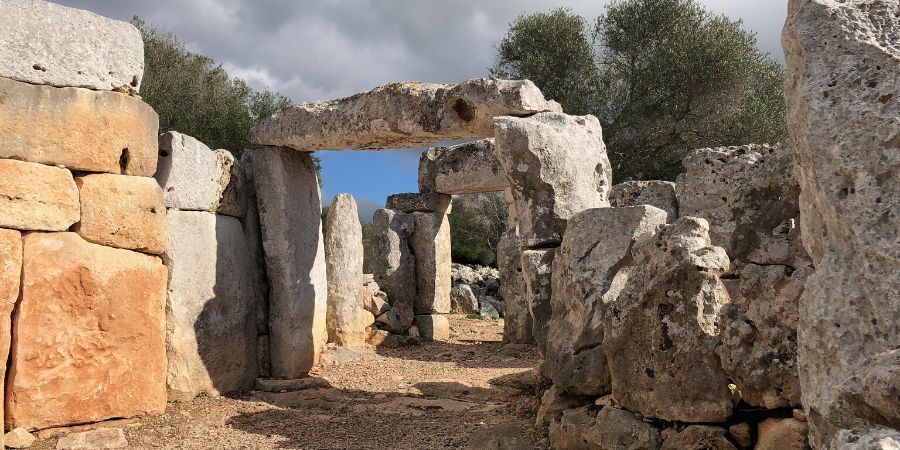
top-left (240, 151), bottom-right (270, 347)
top-left (7, 233), bottom-right (167, 430)
top-left (497, 228), bottom-right (531, 344)
top-left (521, 248), bottom-right (556, 353)
top-left (369, 209), bottom-right (417, 332)
top-left (411, 211), bottom-right (452, 314)
top-left (784, 0), bottom-right (900, 445)
top-left (163, 211), bottom-right (260, 400)
top-left (494, 112), bottom-right (612, 248)
top-left (0, 229), bottom-right (21, 447)
top-left (251, 147), bottom-right (327, 378)
top-left (324, 194), bottom-right (373, 347)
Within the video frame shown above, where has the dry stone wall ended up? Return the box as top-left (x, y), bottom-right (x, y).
top-left (0, 4), bottom-right (169, 439)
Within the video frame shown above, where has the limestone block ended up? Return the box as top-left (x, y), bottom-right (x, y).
top-left (411, 211), bottom-right (452, 314)
top-left (546, 206), bottom-right (667, 396)
top-left (74, 174), bottom-right (167, 255)
top-left (450, 284), bottom-right (479, 314)
top-left (0, 159), bottom-right (79, 232)
top-left (0, 0), bottom-right (143, 91)
top-left (0, 77), bottom-right (159, 176)
top-left (717, 264), bottom-right (810, 409)
top-left (594, 407), bottom-right (663, 450)
top-left (603, 217), bottom-right (733, 422)
top-left (661, 426), bottom-right (735, 450)
top-left (239, 150), bottom-right (270, 336)
top-left (676, 143), bottom-right (806, 268)
top-left (163, 211), bottom-right (260, 401)
top-left (0, 229), bottom-right (21, 447)
top-left (783, 0), bottom-right (900, 445)
top-left (756, 418), bottom-right (808, 450)
top-left (830, 428), bottom-right (900, 450)
top-left (55, 428), bottom-right (128, 450)
top-left (250, 78), bottom-right (561, 151)
top-left (386, 192), bottom-right (452, 214)
top-left (7, 232), bottom-right (167, 430)
top-left (548, 406), bottom-right (598, 450)
top-left (324, 194), bottom-right (370, 348)
top-left (521, 248), bottom-right (555, 353)
top-left (369, 208), bottom-right (417, 332)
top-left (251, 147), bottom-right (327, 379)
top-left (156, 132), bottom-right (246, 217)
top-left (414, 314), bottom-right (450, 341)
top-left (418, 138), bottom-right (508, 194)
top-left (497, 229), bottom-right (531, 344)
top-left (535, 385), bottom-right (592, 426)
top-left (610, 180), bottom-right (678, 221)
top-left (495, 112), bottom-right (612, 247)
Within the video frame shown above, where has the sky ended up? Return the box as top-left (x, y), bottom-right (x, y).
top-left (58, 0), bottom-right (789, 222)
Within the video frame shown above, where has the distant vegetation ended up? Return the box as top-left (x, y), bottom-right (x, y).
top-left (492, 0), bottom-right (787, 181)
top-left (449, 193), bottom-right (508, 267)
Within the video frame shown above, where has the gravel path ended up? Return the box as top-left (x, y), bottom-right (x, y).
top-left (31, 316), bottom-right (545, 449)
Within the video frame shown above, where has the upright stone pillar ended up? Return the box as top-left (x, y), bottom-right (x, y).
top-left (497, 228), bottom-right (531, 344)
top-left (369, 208), bottom-right (417, 332)
top-left (324, 194), bottom-right (373, 347)
top-left (784, 0), bottom-right (900, 446)
top-left (250, 147), bottom-right (327, 378)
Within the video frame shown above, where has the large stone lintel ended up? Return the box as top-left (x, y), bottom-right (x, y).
top-left (418, 138), bottom-right (509, 195)
top-left (250, 78), bottom-right (561, 151)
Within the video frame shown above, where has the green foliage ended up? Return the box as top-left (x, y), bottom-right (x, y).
top-left (449, 193), bottom-right (508, 267)
top-left (491, 8), bottom-right (600, 115)
top-left (491, 0), bottom-right (787, 181)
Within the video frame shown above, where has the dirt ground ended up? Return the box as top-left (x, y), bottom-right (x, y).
top-left (30, 316), bottom-right (546, 450)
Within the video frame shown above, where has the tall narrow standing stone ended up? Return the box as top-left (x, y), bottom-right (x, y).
top-left (497, 228), bottom-right (532, 344)
top-left (324, 194), bottom-right (372, 347)
top-left (250, 147), bottom-right (327, 378)
top-left (411, 211), bottom-right (452, 314)
top-left (521, 248), bottom-right (556, 353)
top-left (369, 209), bottom-right (417, 332)
top-left (784, 0), bottom-right (900, 446)
top-left (0, 229), bottom-right (21, 448)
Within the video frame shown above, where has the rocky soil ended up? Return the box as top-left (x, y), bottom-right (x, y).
top-left (27, 317), bottom-right (544, 450)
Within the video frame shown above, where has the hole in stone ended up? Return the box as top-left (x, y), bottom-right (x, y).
top-left (159, 150), bottom-right (170, 158)
top-left (451, 98), bottom-right (476, 122)
top-left (32, 64), bottom-right (46, 71)
top-left (131, 76), bottom-right (139, 87)
top-left (119, 148), bottom-right (130, 173)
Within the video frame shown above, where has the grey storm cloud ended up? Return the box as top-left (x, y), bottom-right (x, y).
top-left (54, 0), bottom-right (788, 104)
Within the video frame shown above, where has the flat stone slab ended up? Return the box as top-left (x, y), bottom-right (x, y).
top-left (250, 78), bottom-right (561, 151)
top-left (386, 192), bottom-right (452, 214)
top-left (0, 159), bottom-right (79, 232)
top-left (0, 77), bottom-right (159, 176)
top-left (255, 377), bottom-right (331, 392)
top-left (418, 138), bottom-right (509, 195)
top-left (0, 0), bottom-right (144, 91)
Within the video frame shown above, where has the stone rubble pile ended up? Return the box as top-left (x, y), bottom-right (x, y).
top-left (450, 263), bottom-right (503, 319)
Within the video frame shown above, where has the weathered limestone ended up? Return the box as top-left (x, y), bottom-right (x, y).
top-left (250, 147), bottom-right (327, 378)
top-left (55, 428), bottom-right (128, 450)
top-left (676, 143), bottom-right (805, 269)
top-left (386, 192), bottom-right (452, 215)
top-left (74, 174), bottom-right (167, 255)
top-left (0, 77), bottom-right (159, 176)
top-left (0, 1), bottom-right (144, 91)
top-left (546, 206), bottom-right (668, 396)
top-left (661, 426), bottom-right (736, 450)
top-left (250, 78), bottom-right (561, 151)
top-left (156, 132), bottom-right (246, 217)
top-left (603, 217), bottom-right (733, 423)
top-left (831, 428), bottom-right (900, 449)
top-left (418, 138), bottom-right (509, 194)
top-left (783, 0), bottom-right (900, 445)
top-left (0, 229), bottom-right (21, 447)
top-left (240, 151), bottom-right (270, 339)
top-left (4, 428), bottom-right (35, 449)
top-left (594, 407), bottom-right (663, 450)
top-left (414, 314), bottom-right (450, 341)
top-left (521, 248), bottom-right (555, 353)
top-left (163, 211), bottom-right (259, 401)
top-left (536, 385), bottom-right (592, 426)
top-left (0, 159), bottom-right (79, 232)
top-left (495, 112), bottom-right (612, 247)
top-left (450, 284), bottom-right (479, 314)
top-left (756, 418), bottom-right (809, 450)
top-left (548, 406), bottom-right (599, 450)
top-left (7, 233), bottom-right (167, 430)
top-left (369, 208), bottom-right (416, 332)
top-left (610, 181), bottom-right (678, 222)
top-left (411, 212), bottom-right (452, 314)
top-left (717, 264), bottom-right (810, 409)
top-left (324, 194), bottom-right (372, 347)
top-left (497, 229), bottom-right (532, 344)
